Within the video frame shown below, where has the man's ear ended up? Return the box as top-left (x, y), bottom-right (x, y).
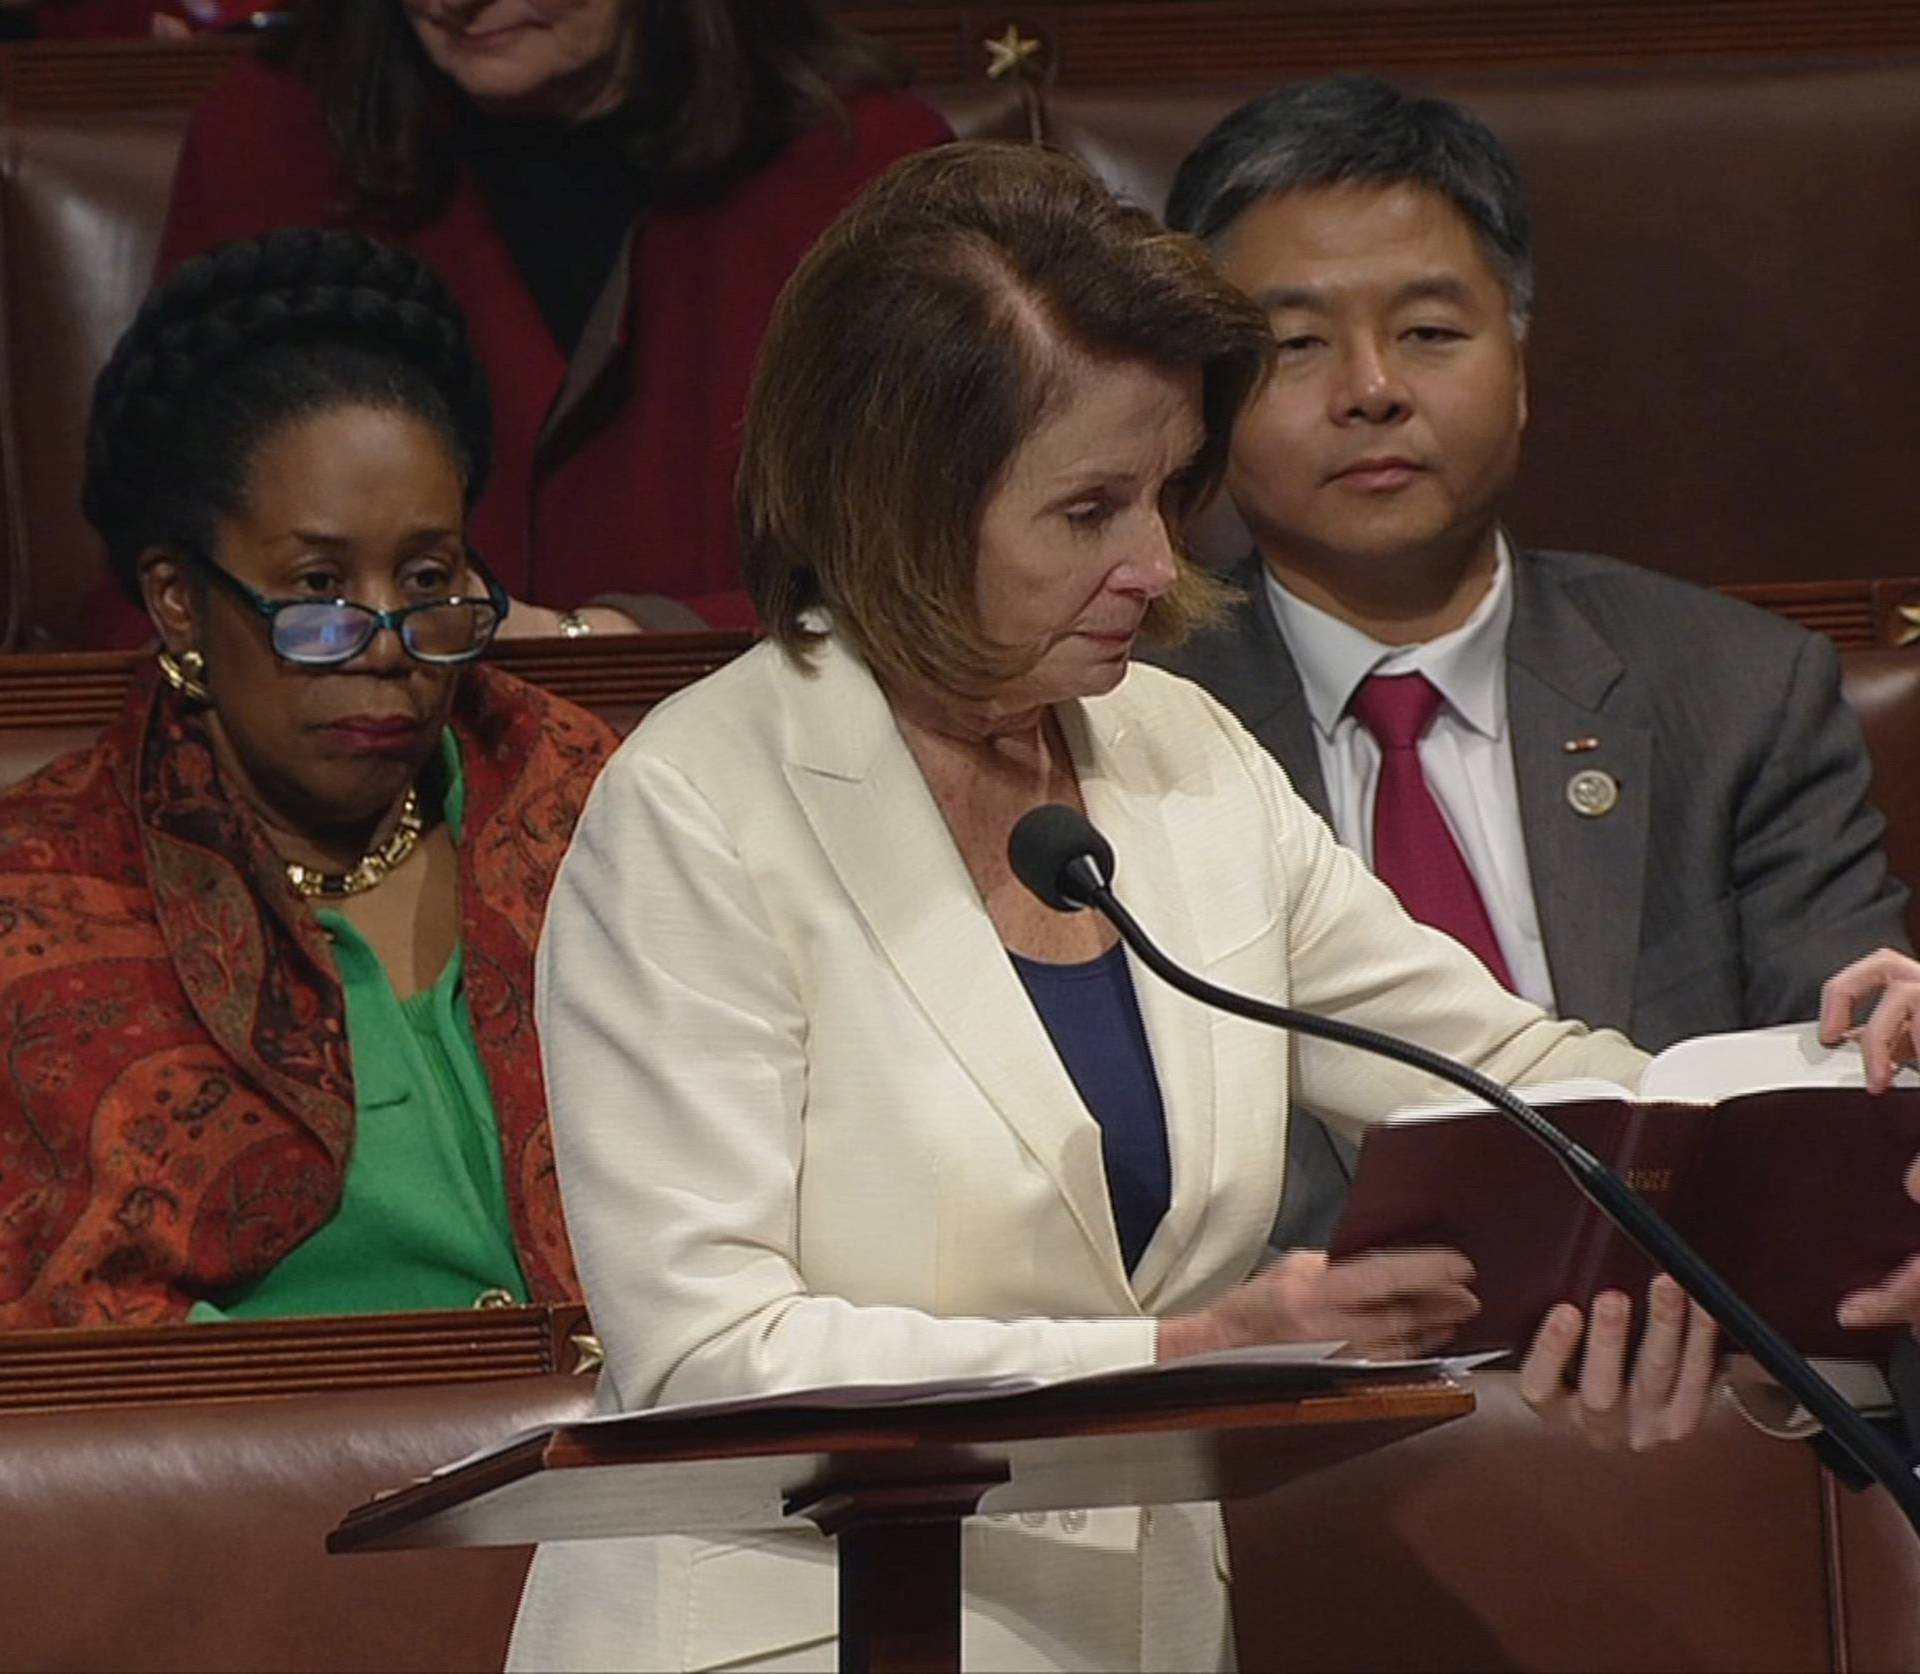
top-left (138, 549), bottom-right (198, 652)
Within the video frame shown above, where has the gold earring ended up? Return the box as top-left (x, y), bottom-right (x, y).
top-left (156, 647), bottom-right (211, 704)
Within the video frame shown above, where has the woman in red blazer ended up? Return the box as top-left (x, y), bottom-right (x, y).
top-left (90, 0), bottom-right (949, 647)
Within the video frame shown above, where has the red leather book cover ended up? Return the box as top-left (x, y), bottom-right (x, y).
top-left (1327, 1089), bottom-right (1920, 1364)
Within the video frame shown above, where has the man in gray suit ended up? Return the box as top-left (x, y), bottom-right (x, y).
top-left (1152, 76), bottom-right (1912, 1247)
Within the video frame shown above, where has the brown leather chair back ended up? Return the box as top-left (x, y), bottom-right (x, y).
top-left (0, 1354), bottom-right (1909, 1674)
top-left (1041, 60), bottom-right (1920, 588)
top-left (0, 720), bottom-right (102, 786)
top-left (1831, 1469), bottom-right (1920, 1674)
top-left (1225, 1375), bottom-right (1844, 1672)
top-left (0, 111), bottom-right (187, 649)
top-left (0, 1372), bottom-right (594, 1674)
top-left (1842, 647), bottom-right (1920, 946)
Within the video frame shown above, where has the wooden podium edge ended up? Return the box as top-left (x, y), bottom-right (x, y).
top-left (328, 1376), bottom-right (1472, 1555)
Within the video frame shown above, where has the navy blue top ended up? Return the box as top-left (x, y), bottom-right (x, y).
top-left (1011, 943), bottom-right (1171, 1274)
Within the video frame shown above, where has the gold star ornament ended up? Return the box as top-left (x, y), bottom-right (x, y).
top-left (984, 24), bottom-right (1043, 80)
top-left (1895, 603), bottom-right (1920, 648)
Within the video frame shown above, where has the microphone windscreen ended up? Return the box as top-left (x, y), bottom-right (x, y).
top-left (1008, 804), bottom-right (1114, 911)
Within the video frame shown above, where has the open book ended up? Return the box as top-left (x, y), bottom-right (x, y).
top-left (1326, 1023), bottom-right (1920, 1387)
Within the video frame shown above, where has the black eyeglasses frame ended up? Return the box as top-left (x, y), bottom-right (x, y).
top-left (179, 546), bottom-right (511, 668)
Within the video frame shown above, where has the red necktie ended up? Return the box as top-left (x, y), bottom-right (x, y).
top-left (1349, 671), bottom-right (1516, 991)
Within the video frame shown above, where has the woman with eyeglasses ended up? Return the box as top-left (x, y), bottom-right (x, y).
top-left (0, 227), bottom-right (615, 1329)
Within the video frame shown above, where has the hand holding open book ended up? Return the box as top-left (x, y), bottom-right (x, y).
top-left (1328, 1021), bottom-right (1920, 1409)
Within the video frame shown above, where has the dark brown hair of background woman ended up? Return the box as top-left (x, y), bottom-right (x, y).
top-left (278, 0), bottom-right (908, 219)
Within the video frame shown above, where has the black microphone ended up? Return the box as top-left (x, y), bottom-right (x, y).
top-left (1009, 802), bottom-right (1920, 1528)
top-left (1008, 803), bottom-right (1114, 911)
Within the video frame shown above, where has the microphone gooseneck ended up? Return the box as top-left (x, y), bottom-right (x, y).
top-left (1006, 803), bottom-right (1920, 1528)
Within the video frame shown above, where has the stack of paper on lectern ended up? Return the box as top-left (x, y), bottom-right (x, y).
top-left (1328, 1023), bottom-right (1920, 1388)
top-left (420, 1342), bottom-right (1496, 1485)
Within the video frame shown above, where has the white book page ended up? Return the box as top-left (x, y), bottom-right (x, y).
top-left (1381, 1077), bottom-right (1632, 1124)
top-left (1641, 1020), bottom-right (1919, 1102)
top-left (1056, 1342), bottom-right (1502, 1380)
top-left (1380, 1021), bottom-right (1919, 1125)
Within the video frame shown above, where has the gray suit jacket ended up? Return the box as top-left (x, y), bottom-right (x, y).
top-left (1151, 548), bottom-right (1913, 1247)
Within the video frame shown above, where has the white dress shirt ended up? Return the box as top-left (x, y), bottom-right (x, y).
top-left (1263, 538), bottom-right (1558, 1012)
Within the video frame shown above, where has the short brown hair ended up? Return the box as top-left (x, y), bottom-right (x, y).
top-left (740, 141), bottom-right (1275, 699)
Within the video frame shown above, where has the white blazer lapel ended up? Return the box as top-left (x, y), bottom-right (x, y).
top-left (1061, 691), bottom-right (1220, 1310)
top-left (779, 641), bottom-right (1136, 1308)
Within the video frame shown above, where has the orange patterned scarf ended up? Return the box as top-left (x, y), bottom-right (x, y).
top-left (0, 664), bottom-right (613, 1328)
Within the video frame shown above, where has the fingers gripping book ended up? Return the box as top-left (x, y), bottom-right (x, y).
top-left (1327, 1023), bottom-right (1920, 1377)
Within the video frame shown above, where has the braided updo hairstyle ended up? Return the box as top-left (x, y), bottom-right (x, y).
top-left (84, 227), bottom-right (494, 603)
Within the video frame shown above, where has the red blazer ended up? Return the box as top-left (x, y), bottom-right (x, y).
top-left (34, 0), bottom-right (162, 36)
top-left (86, 57), bottom-right (949, 646)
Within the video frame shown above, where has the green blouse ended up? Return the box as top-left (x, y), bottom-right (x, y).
top-left (190, 734), bottom-right (528, 1321)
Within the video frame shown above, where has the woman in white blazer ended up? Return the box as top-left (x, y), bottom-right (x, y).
top-left (508, 144), bottom-right (1704, 1673)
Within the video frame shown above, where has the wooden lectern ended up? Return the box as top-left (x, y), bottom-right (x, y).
top-left (330, 1360), bottom-right (1472, 1674)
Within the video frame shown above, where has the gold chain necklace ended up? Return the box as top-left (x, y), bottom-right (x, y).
top-left (283, 789), bottom-right (425, 900)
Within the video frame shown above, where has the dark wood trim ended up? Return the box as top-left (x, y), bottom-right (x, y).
top-left (0, 35), bottom-right (250, 115)
top-left (0, 651), bottom-right (138, 729)
top-left (485, 629), bottom-right (758, 712)
top-left (839, 2), bottom-right (1920, 85)
top-left (1719, 578), bottom-right (1920, 654)
top-left (9, 8), bottom-right (1920, 120)
top-left (0, 591), bottom-right (1900, 740)
top-left (0, 1302), bottom-right (594, 1415)
top-left (0, 631), bottom-right (758, 733)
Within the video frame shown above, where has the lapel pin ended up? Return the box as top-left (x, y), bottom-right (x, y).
top-left (1566, 768), bottom-right (1620, 818)
top-left (1562, 736), bottom-right (1601, 754)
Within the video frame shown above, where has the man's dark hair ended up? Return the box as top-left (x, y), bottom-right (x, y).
top-left (274, 0), bottom-right (908, 221)
top-left (84, 227), bottom-right (493, 603)
top-left (1166, 75), bottom-right (1535, 328)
